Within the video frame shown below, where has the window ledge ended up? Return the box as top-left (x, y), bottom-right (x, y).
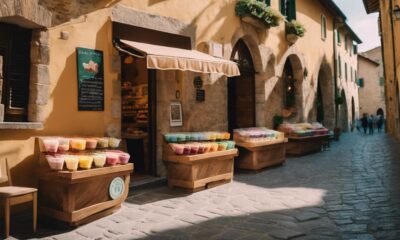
top-left (0, 122), bottom-right (43, 130)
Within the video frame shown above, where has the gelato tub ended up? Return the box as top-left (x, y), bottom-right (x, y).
top-left (71, 138), bottom-right (86, 151)
top-left (93, 153), bottom-right (106, 167)
top-left (79, 155), bottom-right (93, 169)
top-left (65, 155), bottom-right (79, 171)
top-left (46, 155), bottom-right (64, 171)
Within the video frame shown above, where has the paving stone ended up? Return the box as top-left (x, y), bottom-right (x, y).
top-left (295, 212), bottom-right (321, 222)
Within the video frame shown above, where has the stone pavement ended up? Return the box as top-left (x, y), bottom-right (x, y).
top-left (14, 132), bottom-right (400, 239)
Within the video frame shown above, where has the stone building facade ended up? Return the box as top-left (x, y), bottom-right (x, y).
top-left (0, 0), bottom-right (361, 182)
top-left (364, 0), bottom-right (400, 141)
top-left (358, 47), bottom-right (386, 117)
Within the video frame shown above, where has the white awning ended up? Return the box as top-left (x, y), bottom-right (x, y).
top-left (117, 39), bottom-right (240, 77)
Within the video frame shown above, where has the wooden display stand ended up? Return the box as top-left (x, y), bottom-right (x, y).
top-left (37, 164), bottom-right (133, 226)
top-left (235, 138), bottom-right (288, 170)
top-left (163, 143), bottom-right (238, 192)
top-left (286, 135), bottom-right (329, 156)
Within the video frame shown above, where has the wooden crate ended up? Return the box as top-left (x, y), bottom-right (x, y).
top-left (286, 135), bottom-right (329, 156)
top-left (163, 143), bottom-right (238, 191)
top-left (37, 164), bottom-right (133, 226)
top-left (235, 139), bottom-right (287, 170)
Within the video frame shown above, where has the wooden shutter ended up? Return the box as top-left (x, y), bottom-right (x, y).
top-left (280, 0), bottom-right (287, 16)
top-left (287, 0), bottom-right (296, 21)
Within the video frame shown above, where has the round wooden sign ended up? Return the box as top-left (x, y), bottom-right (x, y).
top-left (109, 177), bottom-right (124, 200)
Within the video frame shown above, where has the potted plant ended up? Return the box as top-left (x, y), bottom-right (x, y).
top-left (285, 20), bottom-right (306, 44)
top-left (235, 0), bottom-right (284, 29)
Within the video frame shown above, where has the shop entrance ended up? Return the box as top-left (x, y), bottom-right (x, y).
top-left (340, 90), bottom-right (349, 132)
top-left (121, 54), bottom-right (157, 182)
top-left (228, 39), bottom-right (256, 132)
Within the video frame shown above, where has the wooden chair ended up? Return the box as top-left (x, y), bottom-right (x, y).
top-left (0, 158), bottom-right (37, 238)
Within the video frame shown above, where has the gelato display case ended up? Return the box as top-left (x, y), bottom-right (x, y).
top-left (278, 122), bottom-right (329, 156)
top-left (233, 128), bottom-right (287, 170)
top-left (36, 137), bottom-right (133, 226)
top-left (162, 132), bottom-right (238, 191)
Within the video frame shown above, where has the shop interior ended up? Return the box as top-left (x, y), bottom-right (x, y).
top-left (121, 53), bottom-right (156, 184)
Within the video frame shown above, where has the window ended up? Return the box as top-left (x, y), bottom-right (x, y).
top-left (0, 23), bottom-right (31, 122)
top-left (351, 68), bottom-right (353, 82)
top-left (337, 30), bottom-right (341, 45)
top-left (353, 44), bottom-right (358, 54)
top-left (338, 55), bottom-right (342, 77)
top-left (355, 71), bottom-right (357, 82)
top-left (257, 0), bottom-right (270, 5)
top-left (350, 42), bottom-right (353, 56)
top-left (358, 78), bottom-right (364, 87)
top-left (345, 35), bottom-right (348, 52)
top-left (280, 0), bottom-right (296, 21)
top-left (321, 15), bottom-right (327, 40)
top-left (345, 63), bottom-right (348, 81)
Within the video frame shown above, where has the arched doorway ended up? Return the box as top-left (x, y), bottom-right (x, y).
top-left (314, 63), bottom-right (334, 128)
top-left (377, 108), bottom-right (384, 117)
top-left (316, 81), bottom-right (324, 123)
top-left (340, 90), bottom-right (349, 132)
top-left (228, 39), bottom-right (256, 132)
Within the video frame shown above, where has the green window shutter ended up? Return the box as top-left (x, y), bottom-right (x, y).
top-left (280, 0), bottom-right (287, 16)
top-left (265, 0), bottom-right (271, 6)
top-left (353, 45), bottom-right (358, 54)
top-left (337, 31), bottom-right (341, 44)
top-left (345, 35), bottom-right (348, 51)
top-left (338, 56), bottom-right (342, 77)
top-left (287, 0), bottom-right (296, 21)
top-left (358, 78), bottom-right (364, 87)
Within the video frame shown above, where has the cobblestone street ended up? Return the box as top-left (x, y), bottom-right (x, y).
top-left (16, 133), bottom-right (400, 239)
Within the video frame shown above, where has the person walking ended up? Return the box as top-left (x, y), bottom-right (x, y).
top-left (361, 114), bottom-right (368, 135)
top-left (356, 118), bottom-right (362, 134)
top-left (377, 115), bottom-right (384, 133)
top-left (368, 114), bottom-right (374, 135)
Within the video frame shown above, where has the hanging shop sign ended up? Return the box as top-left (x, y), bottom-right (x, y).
top-left (170, 101), bottom-right (183, 127)
top-left (109, 177), bottom-right (125, 200)
top-left (76, 47), bottom-right (104, 111)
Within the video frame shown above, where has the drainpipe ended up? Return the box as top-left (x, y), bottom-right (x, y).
top-left (379, 9), bottom-right (388, 133)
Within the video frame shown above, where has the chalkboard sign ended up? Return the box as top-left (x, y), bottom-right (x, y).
top-left (76, 47), bottom-right (104, 111)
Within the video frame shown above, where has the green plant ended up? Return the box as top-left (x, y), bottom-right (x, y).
top-left (273, 115), bottom-right (284, 129)
top-left (285, 20), bottom-right (306, 37)
top-left (235, 0), bottom-right (284, 28)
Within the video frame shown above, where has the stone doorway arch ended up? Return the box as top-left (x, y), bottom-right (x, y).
top-left (228, 39), bottom-right (256, 132)
top-left (276, 53), bottom-right (305, 123)
top-left (351, 97), bottom-right (356, 127)
top-left (312, 61), bottom-right (334, 128)
top-left (377, 108), bottom-right (384, 117)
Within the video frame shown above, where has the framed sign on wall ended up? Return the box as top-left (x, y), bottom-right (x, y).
top-left (76, 47), bottom-right (104, 111)
top-left (170, 101), bottom-right (183, 127)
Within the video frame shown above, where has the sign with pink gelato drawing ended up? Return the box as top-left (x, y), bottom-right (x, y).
top-left (76, 47), bottom-right (104, 111)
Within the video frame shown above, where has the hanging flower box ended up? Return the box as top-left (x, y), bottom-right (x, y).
top-left (285, 20), bottom-right (306, 45)
top-left (235, 0), bottom-right (284, 29)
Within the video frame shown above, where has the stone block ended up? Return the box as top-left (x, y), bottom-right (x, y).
top-left (30, 64), bottom-right (50, 85)
top-left (0, 104), bottom-right (4, 122)
top-left (29, 83), bottom-right (50, 105)
top-left (28, 103), bottom-right (46, 122)
top-left (32, 29), bottom-right (49, 45)
top-left (30, 44), bottom-right (50, 65)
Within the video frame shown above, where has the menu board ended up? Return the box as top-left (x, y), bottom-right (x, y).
top-left (76, 47), bottom-right (104, 111)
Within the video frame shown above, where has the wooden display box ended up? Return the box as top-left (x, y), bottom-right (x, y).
top-left (286, 135), bottom-right (329, 156)
top-left (37, 164), bottom-right (133, 226)
top-left (235, 138), bottom-right (288, 170)
top-left (163, 143), bottom-right (238, 191)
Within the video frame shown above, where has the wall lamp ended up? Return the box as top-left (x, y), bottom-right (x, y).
top-left (394, 5), bottom-right (400, 20)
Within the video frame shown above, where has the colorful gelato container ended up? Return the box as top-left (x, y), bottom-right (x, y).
top-left (79, 155), bottom-right (93, 169)
top-left (71, 138), bottom-right (86, 151)
top-left (58, 138), bottom-right (70, 152)
top-left (93, 153), bottom-right (106, 167)
top-left (43, 138), bottom-right (59, 153)
top-left (109, 138), bottom-right (121, 148)
top-left (97, 138), bottom-right (109, 148)
top-left (64, 155), bottom-right (79, 171)
top-left (119, 153), bottom-right (130, 165)
top-left (210, 143), bottom-right (219, 152)
top-left (218, 142), bottom-right (228, 151)
top-left (171, 144), bottom-right (184, 155)
top-left (46, 155), bottom-right (64, 171)
top-left (86, 138), bottom-right (98, 150)
top-left (106, 152), bottom-right (119, 166)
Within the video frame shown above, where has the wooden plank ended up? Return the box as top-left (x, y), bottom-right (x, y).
top-left (288, 134), bottom-right (329, 140)
top-left (235, 142), bottom-right (286, 170)
top-left (164, 149), bottom-right (238, 163)
top-left (236, 138), bottom-right (288, 149)
top-left (37, 164), bottom-right (133, 183)
top-left (9, 193), bottom-right (33, 206)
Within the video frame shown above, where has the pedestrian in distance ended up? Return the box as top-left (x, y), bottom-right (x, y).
top-left (377, 115), bottom-right (384, 133)
top-left (361, 114), bottom-right (368, 135)
top-left (356, 118), bottom-right (362, 134)
top-left (368, 114), bottom-right (374, 135)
